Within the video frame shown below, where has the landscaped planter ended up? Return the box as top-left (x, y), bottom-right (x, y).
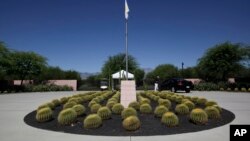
top-left (24, 91), bottom-right (235, 136)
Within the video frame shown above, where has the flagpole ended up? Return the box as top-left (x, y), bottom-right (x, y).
top-left (125, 19), bottom-right (128, 80)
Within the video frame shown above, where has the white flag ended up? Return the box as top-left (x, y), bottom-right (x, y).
top-left (125, 0), bottom-right (130, 20)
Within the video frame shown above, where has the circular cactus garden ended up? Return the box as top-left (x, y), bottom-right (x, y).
top-left (24, 91), bottom-right (235, 136)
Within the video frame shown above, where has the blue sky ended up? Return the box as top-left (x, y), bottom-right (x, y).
top-left (1, 0), bottom-right (250, 73)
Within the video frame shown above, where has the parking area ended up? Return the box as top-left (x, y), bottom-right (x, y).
top-left (0, 91), bottom-right (249, 141)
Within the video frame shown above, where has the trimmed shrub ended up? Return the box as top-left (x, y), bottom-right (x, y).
top-left (205, 106), bottom-right (221, 119)
top-left (197, 97), bottom-right (207, 106)
top-left (122, 116), bottom-right (141, 131)
top-left (183, 101), bottom-right (195, 110)
top-left (227, 88), bottom-right (231, 91)
top-left (90, 103), bottom-right (102, 113)
top-left (158, 98), bottom-right (171, 109)
top-left (161, 112), bottom-right (179, 127)
top-left (121, 107), bottom-right (137, 119)
top-left (97, 107), bottom-right (112, 120)
top-left (58, 108), bottom-right (77, 125)
top-left (219, 88), bottom-right (224, 91)
top-left (190, 108), bottom-right (208, 125)
top-left (154, 105), bottom-right (168, 118)
top-left (194, 82), bottom-right (219, 91)
top-left (234, 88), bottom-right (239, 91)
top-left (139, 103), bottom-right (152, 114)
top-left (112, 103), bottom-right (124, 114)
top-left (72, 104), bottom-right (86, 116)
top-left (128, 101), bottom-right (140, 110)
top-left (36, 107), bottom-right (53, 122)
top-left (241, 88), bottom-right (247, 92)
top-left (205, 101), bottom-right (217, 107)
top-left (84, 114), bottom-right (102, 129)
top-left (175, 104), bottom-right (189, 115)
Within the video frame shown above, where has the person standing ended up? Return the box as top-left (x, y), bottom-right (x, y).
top-left (154, 76), bottom-right (160, 92)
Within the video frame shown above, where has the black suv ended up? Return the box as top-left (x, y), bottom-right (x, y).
top-left (159, 78), bottom-right (193, 93)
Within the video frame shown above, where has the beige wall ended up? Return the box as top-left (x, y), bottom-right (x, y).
top-left (14, 80), bottom-right (77, 91)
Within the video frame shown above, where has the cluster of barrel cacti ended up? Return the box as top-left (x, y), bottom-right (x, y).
top-left (34, 90), bottom-right (223, 131)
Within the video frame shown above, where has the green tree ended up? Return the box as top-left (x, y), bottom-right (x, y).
top-left (0, 42), bottom-right (11, 79)
top-left (7, 51), bottom-right (47, 85)
top-left (101, 53), bottom-right (139, 79)
top-left (181, 67), bottom-right (198, 78)
top-left (134, 68), bottom-right (145, 87)
top-left (64, 70), bottom-right (81, 80)
top-left (38, 66), bottom-right (81, 81)
top-left (145, 64), bottom-right (179, 84)
top-left (197, 42), bottom-right (248, 82)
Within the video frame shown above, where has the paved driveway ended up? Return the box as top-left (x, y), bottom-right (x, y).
top-left (0, 91), bottom-right (249, 141)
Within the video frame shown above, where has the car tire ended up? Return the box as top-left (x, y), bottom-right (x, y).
top-left (185, 89), bottom-right (190, 93)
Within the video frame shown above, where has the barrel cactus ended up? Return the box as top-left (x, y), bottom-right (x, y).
top-left (158, 98), bottom-right (171, 109)
top-left (122, 116), bottom-right (141, 131)
top-left (154, 105), bottom-right (168, 118)
top-left (212, 105), bottom-right (222, 113)
top-left (140, 98), bottom-right (151, 105)
top-left (161, 112), bottom-right (179, 127)
top-left (60, 97), bottom-right (68, 104)
top-left (205, 106), bottom-right (221, 119)
top-left (139, 103), bottom-right (152, 114)
top-left (90, 103), bottom-right (102, 113)
top-left (183, 100), bottom-right (195, 110)
top-left (197, 97), bottom-right (207, 106)
top-left (205, 101), bottom-right (217, 107)
top-left (58, 108), bottom-right (77, 125)
top-left (36, 107), bottom-right (53, 122)
top-left (88, 100), bottom-right (97, 108)
top-left (45, 102), bottom-right (55, 110)
top-left (83, 114), bottom-right (102, 129)
top-left (112, 103), bottom-right (124, 114)
top-left (191, 96), bottom-right (198, 104)
top-left (97, 106), bottom-right (112, 120)
top-left (63, 101), bottom-right (77, 109)
top-left (190, 108), bottom-right (208, 125)
top-left (128, 101), bottom-right (140, 110)
top-left (121, 107), bottom-right (137, 119)
top-left (37, 104), bottom-right (50, 111)
top-left (51, 99), bottom-right (61, 107)
top-left (106, 101), bottom-right (116, 109)
top-left (72, 104), bottom-right (86, 116)
top-left (175, 104), bottom-right (189, 115)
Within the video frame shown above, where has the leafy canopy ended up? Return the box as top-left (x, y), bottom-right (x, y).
top-left (197, 42), bottom-right (248, 82)
top-left (101, 53), bottom-right (138, 78)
